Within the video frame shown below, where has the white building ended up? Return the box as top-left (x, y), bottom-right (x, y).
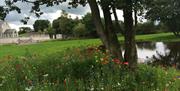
top-left (0, 20), bottom-right (18, 38)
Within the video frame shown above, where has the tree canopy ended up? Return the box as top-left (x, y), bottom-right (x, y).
top-left (144, 0), bottom-right (180, 37)
top-left (33, 19), bottom-right (50, 32)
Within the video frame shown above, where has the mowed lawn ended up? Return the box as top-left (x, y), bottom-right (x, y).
top-left (0, 33), bottom-right (180, 59)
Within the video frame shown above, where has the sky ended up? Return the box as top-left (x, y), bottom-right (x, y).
top-left (0, 0), bottom-right (125, 31)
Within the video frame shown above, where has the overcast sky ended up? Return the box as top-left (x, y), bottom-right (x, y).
top-left (0, 0), bottom-right (125, 31)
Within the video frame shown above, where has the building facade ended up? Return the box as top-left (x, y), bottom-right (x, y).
top-left (0, 20), bottom-right (18, 38)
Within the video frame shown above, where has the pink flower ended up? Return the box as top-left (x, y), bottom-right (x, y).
top-left (123, 62), bottom-right (129, 65)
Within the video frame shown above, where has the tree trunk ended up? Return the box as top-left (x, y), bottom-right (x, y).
top-left (54, 34), bottom-right (57, 39)
top-left (88, 0), bottom-right (123, 60)
top-left (134, 10), bottom-right (138, 27)
top-left (101, 2), bottom-right (123, 60)
top-left (134, 0), bottom-right (138, 27)
top-left (123, 0), bottom-right (137, 69)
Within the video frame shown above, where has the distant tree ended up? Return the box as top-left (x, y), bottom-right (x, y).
top-left (52, 19), bottom-right (61, 39)
top-left (82, 13), bottom-right (98, 38)
top-left (46, 25), bottom-right (54, 39)
top-left (144, 0), bottom-right (180, 37)
top-left (55, 11), bottom-right (74, 39)
top-left (33, 20), bottom-right (50, 32)
top-left (73, 22), bottom-right (86, 38)
top-left (136, 21), bottom-right (159, 35)
top-left (18, 27), bottom-right (32, 34)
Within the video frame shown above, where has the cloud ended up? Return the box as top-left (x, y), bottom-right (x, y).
top-left (1, 0), bottom-right (128, 31)
top-left (0, 0), bottom-right (91, 31)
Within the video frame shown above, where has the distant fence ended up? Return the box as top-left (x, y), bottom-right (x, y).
top-left (0, 37), bottom-right (50, 45)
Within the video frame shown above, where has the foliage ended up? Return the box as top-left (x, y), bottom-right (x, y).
top-left (82, 13), bottom-right (98, 38)
top-left (73, 22), bottom-right (86, 38)
top-left (18, 27), bottom-right (32, 35)
top-left (52, 19), bottom-right (61, 34)
top-left (33, 20), bottom-right (50, 32)
top-left (0, 6), bottom-right (7, 20)
top-left (136, 21), bottom-right (159, 35)
top-left (0, 47), bottom-right (179, 91)
top-left (144, 0), bottom-right (180, 37)
top-left (46, 26), bottom-right (54, 39)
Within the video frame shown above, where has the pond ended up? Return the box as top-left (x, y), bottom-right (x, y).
top-left (135, 42), bottom-right (180, 69)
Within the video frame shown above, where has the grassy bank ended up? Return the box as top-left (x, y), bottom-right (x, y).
top-left (0, 33), bottom-right (180, 59)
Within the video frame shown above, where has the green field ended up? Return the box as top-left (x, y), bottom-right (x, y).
top-left (0, 33), bottom-right (180, 59)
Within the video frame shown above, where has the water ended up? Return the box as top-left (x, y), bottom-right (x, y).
top-left (136, 42), bottom-right (180, 69)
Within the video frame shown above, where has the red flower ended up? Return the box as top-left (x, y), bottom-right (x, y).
top-left (112, 58), bottom-right (121, 64)
top-left (123, 62), bottom-right (129, 65)
top-left (64, 79), bottom-right (66, 86)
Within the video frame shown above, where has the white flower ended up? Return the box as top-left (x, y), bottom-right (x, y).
top-left (25, 86), bottom-right (33, 91)
top-left (117, 82), bottom-right (121, 86)
top-left (90, 87), bottom-right (94, 91)
top-left (43, 74), bottom-right (49, 77)
top-left (166, 83), bottom-right (169, 87)
top-left (101, 87), bottom-right (104, 90)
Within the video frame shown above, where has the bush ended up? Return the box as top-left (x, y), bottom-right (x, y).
top-left (0, 47), bottom-right (180, 91)
top-left (136, 21), bottom-right (161, 35)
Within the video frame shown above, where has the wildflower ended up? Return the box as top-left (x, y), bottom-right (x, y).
top-left (100, 58), bottom-right (104, 61)
top-left (64, 79), bottom-right (66, 86)
top-left (112, 58), bottom-right (121, 64)
top-left (43, 74), bottom-right (49, 77)
top-left (101, 61), bottom-right (109, 65)
top-left (117, 82), bottom-right (121, 86)
top-left (123, 62), bottom-right (129, 65)
top-left (90, 87), bottom-right (94, 91)
top-left (165, 83), bottom-right (169, 87)
top-left (25, 86), bottom-right (33, 91)
top-left (100, 87), bottom-right (104, 90)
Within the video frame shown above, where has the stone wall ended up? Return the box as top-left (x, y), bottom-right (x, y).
top-left (0, 33), bottom-right (18, 38)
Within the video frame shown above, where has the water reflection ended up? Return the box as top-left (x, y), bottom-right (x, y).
top-left (150, 42), bottom-right (180, 69)
top-left (137, 42), bottom-right (156, 50)
top-left (136, 42), bottom-right (180, 69)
